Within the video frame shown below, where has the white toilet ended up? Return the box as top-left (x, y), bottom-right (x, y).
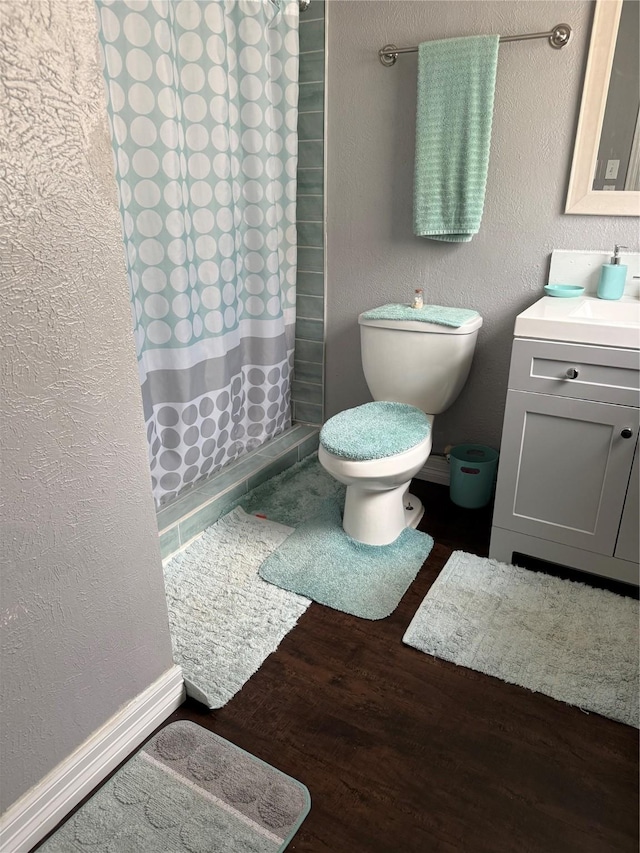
top-left (318, 307), bottom-right (483, 545)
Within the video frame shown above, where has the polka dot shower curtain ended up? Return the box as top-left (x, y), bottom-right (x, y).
top-left (96, 0), bottom-right (299, 506)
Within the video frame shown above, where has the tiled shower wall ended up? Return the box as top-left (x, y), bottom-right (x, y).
top-left (293, 1), bottom-right (325, 425)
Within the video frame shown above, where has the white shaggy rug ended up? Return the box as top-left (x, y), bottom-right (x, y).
top-left (163, 508), bottom-right (310, 708)
top-left (403, 551), bottom-right (639, 727)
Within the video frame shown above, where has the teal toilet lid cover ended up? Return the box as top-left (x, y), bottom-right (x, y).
top-left (320, 402), bottom-right (431, 461)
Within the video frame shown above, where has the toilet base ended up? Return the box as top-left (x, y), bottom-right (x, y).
top-left (404, 492), bottom-right (424, 530)
top-left (343, 483), bottom-right (425, 546)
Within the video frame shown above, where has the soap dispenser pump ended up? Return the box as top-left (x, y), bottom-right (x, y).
top-left (597, 245), bottom-right (628, 300)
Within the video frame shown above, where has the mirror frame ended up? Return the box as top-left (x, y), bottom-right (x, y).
top-left (565, 0), bottom-right (640, 215)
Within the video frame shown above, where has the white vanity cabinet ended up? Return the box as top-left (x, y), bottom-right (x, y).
top-left (490, 338), bottom-right (640, 585)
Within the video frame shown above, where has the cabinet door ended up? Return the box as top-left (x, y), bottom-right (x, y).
top-left (493, 391), bottom-right (639, 555)
top-left (615, 442), bottom-right (639, 563)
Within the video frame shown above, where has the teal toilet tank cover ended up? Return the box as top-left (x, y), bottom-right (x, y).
top-left (320, 402), bottom-right (431, 461)
top-left (361, 303), bottom-right (479, 328)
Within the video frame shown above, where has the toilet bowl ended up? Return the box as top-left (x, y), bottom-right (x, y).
top-left (318, 402), bottom-right (433, 546)
top-left (319, 428), bottom-right (433, 546)
top-left (319, 305), bottom-right (482, 546)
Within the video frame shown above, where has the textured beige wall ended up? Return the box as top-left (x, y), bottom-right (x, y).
top-left (325, 0), bottom-right (640, 451)
top-left (0, 0), bottom-right (174, 812)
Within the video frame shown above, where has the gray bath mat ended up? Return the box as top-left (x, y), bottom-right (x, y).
top-left (259, 499), bottom-right (434, 620)
top-left (164, 508), bottom-right (310, 708)
top-left (403, 551), bottom-right (640, 727)
top-left (40, 721), bottom-right (310, 852)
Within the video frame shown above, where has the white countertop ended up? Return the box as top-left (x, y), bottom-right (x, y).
top-left (514, 295), bottom-right (640, 350)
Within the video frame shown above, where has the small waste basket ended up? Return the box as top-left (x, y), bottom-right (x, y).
top-left (448, 444), bottom-right (499, 509)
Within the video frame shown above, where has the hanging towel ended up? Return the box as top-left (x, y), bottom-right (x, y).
top-left (413, 35), bottom-right (500, 242)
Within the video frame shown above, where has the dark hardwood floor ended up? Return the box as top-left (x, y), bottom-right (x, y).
top-left (36, 480), bottom-right (639, 853)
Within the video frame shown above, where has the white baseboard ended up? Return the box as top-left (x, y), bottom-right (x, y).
top-left (414, 454), bottom-right (450, 487)
top-left (0, 665), bottom-right (184, 853)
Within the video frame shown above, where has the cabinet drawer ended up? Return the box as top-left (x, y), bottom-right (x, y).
top-left (509, 339), bottom-right (640, 407)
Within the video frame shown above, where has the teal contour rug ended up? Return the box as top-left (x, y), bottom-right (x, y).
top-left (40, 721), bottom-right (310, 853)
top-left (259, 498), bottom-right (434, 620)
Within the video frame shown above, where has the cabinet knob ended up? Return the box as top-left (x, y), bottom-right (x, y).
top-left (565, 367), bottom-right (579, 379)
top-left (620, 428), bottom-right (633, 439)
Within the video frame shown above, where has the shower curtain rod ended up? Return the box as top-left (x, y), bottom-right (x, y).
top-left (378, 23), bottom-right (572, 66)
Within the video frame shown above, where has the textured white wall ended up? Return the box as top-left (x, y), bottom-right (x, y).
top-left (325, 0), bottom-right (640, 451)
top-left (0, 0), bottom-right (174, 813)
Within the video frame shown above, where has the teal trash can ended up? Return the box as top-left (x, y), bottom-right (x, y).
top-left (448, 444), bottom-right (499, 509)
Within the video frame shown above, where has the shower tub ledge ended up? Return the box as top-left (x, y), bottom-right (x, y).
top-left (156, 424), bottom-right (319, 561)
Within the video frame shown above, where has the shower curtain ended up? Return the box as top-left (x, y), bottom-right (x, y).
top-left (96, 0), bottom-right (299, 505)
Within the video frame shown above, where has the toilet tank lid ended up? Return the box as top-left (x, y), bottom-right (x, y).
top-left (359, 304), bottom-right (482, 334)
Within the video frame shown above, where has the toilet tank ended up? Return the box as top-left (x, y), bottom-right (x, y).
top-left (358, 313), bottom-right (483, 414)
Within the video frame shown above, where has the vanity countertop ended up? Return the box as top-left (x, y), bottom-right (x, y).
top-left (514, 294), bottom-right (640, 350)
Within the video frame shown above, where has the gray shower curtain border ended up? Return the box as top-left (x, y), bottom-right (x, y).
top-left (140, 329), bottom-right (295, 413)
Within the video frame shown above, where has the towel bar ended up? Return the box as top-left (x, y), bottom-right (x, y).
top-left (379, 23), bottom-right (572, 66)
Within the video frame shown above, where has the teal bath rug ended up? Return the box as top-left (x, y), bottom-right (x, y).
top-left (164, 508), bottom-right (310, 709)
top-left (403, 551), bottom-right (640, 727)
top-left (259, 499), bottom-right (434, 620)
top-left (40, 721), bottom-right (310, 853)
top-left (163, 456), bottom-right (343, 709)
top-left (236, 453), bottom-right (345, 527)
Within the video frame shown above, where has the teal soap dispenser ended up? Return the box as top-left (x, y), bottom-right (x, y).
top-left (597, 245), bottom-right (628, 300)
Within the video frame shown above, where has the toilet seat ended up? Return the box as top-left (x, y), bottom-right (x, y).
top-left (319, 401), bottom-right (432, 461)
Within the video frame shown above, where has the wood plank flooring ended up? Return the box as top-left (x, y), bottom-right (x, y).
top-left (36, 480), bottom-right (639, 853)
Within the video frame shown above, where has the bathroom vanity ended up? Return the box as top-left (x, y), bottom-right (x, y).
top-left (490, 289), bottom-right (640, 586)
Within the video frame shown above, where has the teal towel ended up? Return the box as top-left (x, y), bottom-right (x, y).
top-left (413, 35), bottom-right (499, 243)
top-left (362, 303), bottom-right (480, 327)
